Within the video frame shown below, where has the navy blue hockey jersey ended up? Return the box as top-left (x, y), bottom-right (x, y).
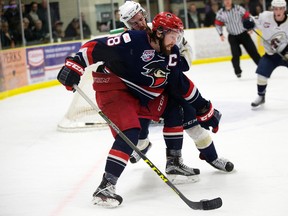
top-left (75, 30), bottom-right (190, 105)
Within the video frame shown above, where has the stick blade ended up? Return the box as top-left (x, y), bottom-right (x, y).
top-left (201, 197), bottom-right (223, 210)
top-left (186, 197), bottom-right (222, 210)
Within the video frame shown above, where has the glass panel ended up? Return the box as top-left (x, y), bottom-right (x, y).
top-left (2, 0), bottom-right (256, 50)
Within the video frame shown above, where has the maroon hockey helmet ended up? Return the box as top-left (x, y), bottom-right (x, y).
top-left (152, 12), bottom-right (184, 33)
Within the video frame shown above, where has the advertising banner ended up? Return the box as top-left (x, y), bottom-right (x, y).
top-left (26, 42), bottom-right (82, 84)
top-left (0, 48), bottom-right (28, 92)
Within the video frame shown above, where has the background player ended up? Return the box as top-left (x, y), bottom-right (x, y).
top-left (243, 0), bottom-right (288, 108)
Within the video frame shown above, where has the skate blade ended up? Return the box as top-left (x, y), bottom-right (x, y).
top-left (92, 197), bottom-right (121, 208)
top-left (167, 174), bottom-right (200, 185)
top-left (251, 103), bottom-right (264, 110)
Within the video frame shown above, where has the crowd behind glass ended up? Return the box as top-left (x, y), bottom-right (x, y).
top-left (0, 0), bottom-right (271, 50)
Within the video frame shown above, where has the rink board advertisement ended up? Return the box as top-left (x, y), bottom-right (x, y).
top-left (0, 48), bottom-right (28, 92)
top-left (26, 42), bottom-right (82, 84)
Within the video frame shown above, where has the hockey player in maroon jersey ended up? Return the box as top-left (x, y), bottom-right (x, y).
top-left (57, 12), bottom-right (233, 207)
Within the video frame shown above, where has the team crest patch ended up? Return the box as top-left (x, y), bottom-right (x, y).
top-left (141, 50), bottom-right (155, 62)
top-left (142, 60), bottom-right (170, 87)
top-left (263, 22), bottom-right (270, 28)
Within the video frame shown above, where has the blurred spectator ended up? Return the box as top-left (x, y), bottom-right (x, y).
top-left (3, 0), bottom-right (20, 31)
top-left (38, 0), bottom-right (57, 34)
top-left (22, 17), bottom-right (35, 44)
top-left (96, 21), bottom-right (109, 32)
top-left (65, 18), bottom-right (80, 40)
top-left (80, 12), bottom-right (91, 39)
top-left (0, 2), bottom-right (6, 22)
top-left (204, 2), bottom-right (219, 27)
top-left (0, 20), bottom-right (15, 49)
top-left (251, 0), bottom-right (263, 16)
top-left (27, 1), bottom-right (39, 29)
top-left (254, 4), bottom-right (263, 15)
top-left (33, 19), bottom-right (48, 42)
top-left (52, 20), bottom-right (64, 42)
top-left (109, 9), bottom-right (125, 30)
top-left (187, 3), bottom-right (203, 28)
top-left (180, 3), bottom-right (203, 28)
top-left (241, 0), bottom-right (263, 16)
top-left (21, 1), bottom-right (28, 19)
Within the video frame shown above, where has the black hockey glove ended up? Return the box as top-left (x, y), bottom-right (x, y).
top-left (57, 57), bottom-right (84, 91)
top-left (243, 17), bottom-right (255, 30)
top-left (196, 101), bottom-right (222, 133)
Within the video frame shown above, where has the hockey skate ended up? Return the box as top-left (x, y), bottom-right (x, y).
top-left (130, 138), bottom-right (152, 163)
top-left (251, 95), bottom-right (265, 108)
top-left (92, 175), bottom-right (123, 208)
top-left (165, 150), bottom-right (200, 184)
top-left (208, 157), bottom-right (234, 172)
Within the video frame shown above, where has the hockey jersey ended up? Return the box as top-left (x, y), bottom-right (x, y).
top-left (254, 11), bottom-right (288, 55)
top-left (75, 30), bottom-right (190, 106)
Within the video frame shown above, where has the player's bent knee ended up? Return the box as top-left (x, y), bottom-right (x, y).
top-left (257, 74), bottom-right (268, 85)
top-left (185, 125), bottom-right (212, 149)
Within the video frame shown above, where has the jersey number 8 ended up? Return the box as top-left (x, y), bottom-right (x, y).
top-left (107, 36), bottom-right (121, 46)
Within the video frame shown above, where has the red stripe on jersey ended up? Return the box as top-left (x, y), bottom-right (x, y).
top-left (242, 11), bottom-right (250, 19)
top-left (182, 77), bottom-right (195, 99)
top-left (163, 126), bottom-right (183, 133)
top-left (81, 41), bottom-right (97, 65)
top-left (214, 19), bottom-right (224, 26)
top-left (109, 149), bottom-right (130, 161)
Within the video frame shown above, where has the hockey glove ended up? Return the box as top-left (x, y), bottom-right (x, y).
top-left (196, 101), bottom-right (222, 133)
top-left (179, 37), bottom-right (193, 69)
top-left (243, 17), bottom-right (255, 30)
top-left (280, 45), bottom-right (288, 61)
top-left (57, 57), bottom-right (85, 91)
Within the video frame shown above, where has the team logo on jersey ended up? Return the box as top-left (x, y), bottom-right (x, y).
top-left (263, 22), bottom-right (270, 28)
top-left (142, 60), bottom-right (170, 87)
top-left (141, 50), bottom-right (155, 62)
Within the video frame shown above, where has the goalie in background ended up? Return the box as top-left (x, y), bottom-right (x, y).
top-left (243, 0), bottom-right (288, 108)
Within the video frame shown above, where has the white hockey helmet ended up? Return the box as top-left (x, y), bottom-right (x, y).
top-left (119, 0), bottom-right (146, 29)
top-left (271, 0), bottom-right (287, 8)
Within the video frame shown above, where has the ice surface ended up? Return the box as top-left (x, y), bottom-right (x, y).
top-left (1, 60), bottom-right (288, 216)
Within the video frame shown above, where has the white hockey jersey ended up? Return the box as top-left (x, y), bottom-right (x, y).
top-left (254, 11), bottom-right (288, 55)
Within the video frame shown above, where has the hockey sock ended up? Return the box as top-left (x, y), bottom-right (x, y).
top-left (163, 126), bottom-right (183, 150)
top-left (139, 118), bottom-right (151, 139)
top-left (257, 84), bottom-right (267, 96)
top-left (185, 125), bottom-right (218, 162)
top-left (198, 142), bottom-right (218, 163)
top-left (105, 128), bottom-right (140, 178)
top-left (257, 74), bottom-right (267, 96)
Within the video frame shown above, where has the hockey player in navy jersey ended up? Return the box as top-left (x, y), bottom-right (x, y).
top-left (243, 0), bottom-right (288, 108)
top-left (119, 1), bottom-right (233, 176)
top-left (57, 12), bottom-right (233, 207)
top-left (119, 1), bottom-right (198, 182)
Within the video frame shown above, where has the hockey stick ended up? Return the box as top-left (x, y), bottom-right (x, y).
top-left (73, 84), bottom-right (222, 210)
top-left (252, 29), bottom-right (287, 60)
